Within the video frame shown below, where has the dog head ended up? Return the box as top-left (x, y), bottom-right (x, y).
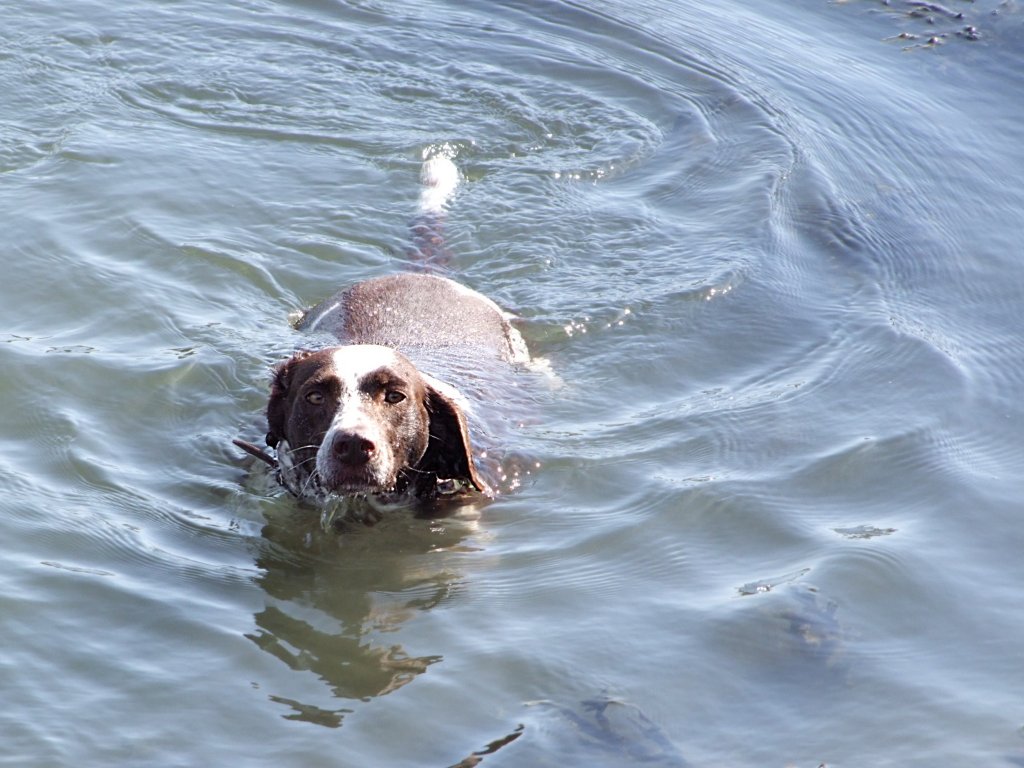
top-left (265, 345), bottom-right (489, 501)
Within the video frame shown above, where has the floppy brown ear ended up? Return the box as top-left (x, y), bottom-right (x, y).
top-left (420, 382), bottom-right (491, 495)
top-left (265, 351), bottom-right (313, 449)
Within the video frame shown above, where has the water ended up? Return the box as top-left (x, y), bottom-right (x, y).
top-left (2, 0), bottom-right (1024, 765)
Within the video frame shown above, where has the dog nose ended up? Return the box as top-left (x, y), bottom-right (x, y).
top-left (330, 431), bottom-right (375, 465)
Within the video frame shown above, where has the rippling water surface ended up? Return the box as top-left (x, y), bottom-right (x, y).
top-left (3, 0), bottom-right (1024, 765)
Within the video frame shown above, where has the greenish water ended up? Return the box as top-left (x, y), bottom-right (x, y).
top-left (2, 1), bottom-right (1024, 765)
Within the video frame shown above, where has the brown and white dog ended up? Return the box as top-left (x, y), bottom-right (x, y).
top-left (235, 157), bottom-right (530, 506)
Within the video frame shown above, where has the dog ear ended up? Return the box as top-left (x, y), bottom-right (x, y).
top-left (420, 380), bottom-right (491, 496)
top-left (265, 351), bottom-right (313, 449)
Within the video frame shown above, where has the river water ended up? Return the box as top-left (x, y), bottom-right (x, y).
top-left (2, 0), bottom-right (1024, 765)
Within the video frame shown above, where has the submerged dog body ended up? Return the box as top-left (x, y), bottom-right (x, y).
top-left (299, 273), bottom-right (529, 364)
top-left (266, 276), bottom-right (529, 501)
top-left (257, 157), bottom-right (531, 504)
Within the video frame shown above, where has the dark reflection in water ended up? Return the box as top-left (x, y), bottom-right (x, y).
top-left (245, 497), bottom-right (700, 765)
top-left (461, 697), bottom-right (691, 768)
top-left (246, 504), bottom-right (477, 727)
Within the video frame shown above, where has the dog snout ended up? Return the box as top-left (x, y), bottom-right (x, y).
top-left (330, 430), bottom-right (376, 466)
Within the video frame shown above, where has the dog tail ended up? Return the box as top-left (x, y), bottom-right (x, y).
top-left (418, 154), bottom-right (460, 215)
top-left (410, 153), bottom-right (460, 268)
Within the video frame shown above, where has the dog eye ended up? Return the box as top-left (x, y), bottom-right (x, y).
top-left (384, 390), bottom-right (406, 404)
top-left (305, 391), bottom-right (325, 405)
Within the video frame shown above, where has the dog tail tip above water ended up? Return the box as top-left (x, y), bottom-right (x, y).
top-left (418, 154), bottom-right (460, 215)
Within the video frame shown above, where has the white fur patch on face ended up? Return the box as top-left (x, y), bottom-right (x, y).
top-left (330, 345), bottom-right (403, 391)
top-left (324, 345), bottom-right (401, 434)
top-left (313, 345), bottom-right (410, 492)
